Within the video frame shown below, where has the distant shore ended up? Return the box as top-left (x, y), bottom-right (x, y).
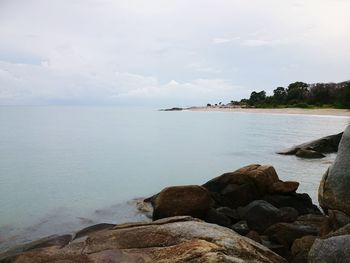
top-left (186, 107), bottom-right (350, 117)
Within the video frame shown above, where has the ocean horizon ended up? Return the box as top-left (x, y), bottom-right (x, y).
top-left (0, 106), bottom-right (348, 250)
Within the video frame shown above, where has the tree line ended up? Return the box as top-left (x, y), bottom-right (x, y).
top-left (231, 81), bottom-right (350, 109)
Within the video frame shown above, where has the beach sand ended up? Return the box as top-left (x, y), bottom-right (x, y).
top-left (187, 107), bottom-right (350, 117)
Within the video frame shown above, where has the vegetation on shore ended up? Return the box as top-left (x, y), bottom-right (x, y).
top-left (229, 80), bottom-right (350, 109)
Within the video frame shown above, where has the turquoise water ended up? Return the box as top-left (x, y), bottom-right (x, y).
top-left (0, 106), bottom-right (348, 249)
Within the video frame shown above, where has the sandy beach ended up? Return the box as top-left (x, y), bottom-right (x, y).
top-left (187, 107), bottom-right (350, 117)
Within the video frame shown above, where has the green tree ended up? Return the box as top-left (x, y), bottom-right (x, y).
top-left (249, 90), bottom-right (266, 105)
top-left (273, 87), bottom-right (287, 104)
top-left (287, 82), bottom-right (308, 103)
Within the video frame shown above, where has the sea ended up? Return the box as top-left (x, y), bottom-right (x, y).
top-left (0, 106), bottom-right (348, 250)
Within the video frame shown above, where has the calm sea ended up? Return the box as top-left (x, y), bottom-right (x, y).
top-left (0, 106), bottom-right (348, 250)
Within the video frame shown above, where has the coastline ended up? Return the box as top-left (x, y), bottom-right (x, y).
top-left (186, 107), bottom-right (350, 117)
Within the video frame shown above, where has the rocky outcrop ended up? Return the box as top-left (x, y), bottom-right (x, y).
top-left (278, 132), bottom-right (343, 158)
top-left (319, 126), bottom-right (350, 215)
top-left (0, 216), bottom-right (286, 263)
top-left (143, 164), bottom-right (322, 261)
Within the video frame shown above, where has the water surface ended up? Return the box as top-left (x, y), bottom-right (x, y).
top-left (0, 106), bottom-right (348, 249)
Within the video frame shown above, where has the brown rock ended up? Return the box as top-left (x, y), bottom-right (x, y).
top-left (291, 235), bottom-right (316, 256)
top-left (269, 181), bottom-right (299, 194)
top-left (2, 216), bottom-right (287, 263)
top-left (151, 185), bottom-right (213, 220)
top-left (246, 230), bottom-right (262, 243)
top-left (264, 222), bottom-right (319, 248)
top-left (203, 164), bottom-right (280, 208)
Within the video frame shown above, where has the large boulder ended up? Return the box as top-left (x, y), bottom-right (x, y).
top-left (263, 193), bottom-right (321, 215)
top-left (1, 216), bottom-right (287, 263)
top-left (147, 185), bottom-right (213, 220)
top-left (264, 222), bottom-right (319, 248)
top-left (319, 126), bottom-right (350, 216)
top-left (238, 200), bottom-right (283, 233)
top-left (203, 164), bottom-right (280, 208)
top-left (308, 235), bottom-right (350, 263)
top-left (278, 132), bottom-right (343, 156)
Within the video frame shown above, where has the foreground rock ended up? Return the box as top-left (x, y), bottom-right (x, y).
top-left (278, 132), bottom-right (343, 158)
top-left (319, 126), bottom-right (350, 216)
top-left (0, 216), bottom-right (286, 263)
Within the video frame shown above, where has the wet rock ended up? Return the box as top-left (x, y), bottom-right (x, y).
top-left (204, 208), bottom-right (231, 227)
top-left (308, 235), bottom-right (350, 263)
top-left (1, 216), bottom-right (286, 263)
top-left (319, 126), bottom-right (350, 216)
top-left (295, 148), bottom-right (326, 158)
top-left (264, 222), bottom-right (319, 248)
top-left (238, 200), bottom-right (282, 233)
top-left (231, 220), bottom-right (250, 236)
top-left (278, 132), bottom-right (343, 155)
top-left (263, 193), bottom-right (321, 215)
top-left (269, 181), bottom-right (299, 194)
top-left (150, 185), bottom-right (213, 220)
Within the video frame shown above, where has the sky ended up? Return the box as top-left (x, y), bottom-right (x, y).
top-left (0, 0), bottom-right (349, 106)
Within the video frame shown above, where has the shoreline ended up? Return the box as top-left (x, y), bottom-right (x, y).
top-left (186, 107), bottom-right (350, 117)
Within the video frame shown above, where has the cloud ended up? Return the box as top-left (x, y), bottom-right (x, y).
top-left (0, 61), bottom-right (238, 105)
top-left (0, 0), bottom-right (350, 105)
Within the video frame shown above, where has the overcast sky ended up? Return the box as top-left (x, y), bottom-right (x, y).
top-left (0, 0), bottom-right (349, 106)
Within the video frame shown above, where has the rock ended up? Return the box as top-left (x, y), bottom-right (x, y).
top-left (319, 126), bottom-right (350, 216)
top-left (295, 148), bottom-right (326, 158)
top-left (264, 222), bottom-right (319, 248)
top-left (323, 223), bottom-right (350, 239)
top-left (203, 164), bottom-right (280, 207)
top-left (263, 193), bottom-right (321, 215)
top-left (246, 230), bottom-right (262, 243)
top-left (220, 183), bottom-right (259, 208)
top-left (308, 235), bottom-right (350, 263)
top-left (278, 132), bottom-right (343, 155)
top-left (204, 208), bottom-right (231, 227)
top-left (279, 207), bottom-right (299, 222)
top-left (238, 200), bottom-right (282, 233)
top-left (231, 220), bottom-right (250, 236)
top-left (74, 223), bottom-right (115, 239)
top-left (161, 107), bottom-right (183, 111)
top-left (269, 181), bottom-right (299, 194)
top-left (1, 216), bottom-right (286, 263)
top-left (290, 235), bottom-right (316, 263)
top-left (0, 234), bottom-right (72, 261)
top-left (150, 185), bottom-right (213, 220)
top-left (216, 206), bottom-right (240, 222)
top-left (328, 209), bottom-right (350, 229)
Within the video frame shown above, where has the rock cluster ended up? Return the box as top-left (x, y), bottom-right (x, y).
top-left (278, 132), bottom-right (343, 158)
top-left (0, 216), bottom-right (286, 263)
top-left (145, 164), bottom-right (324, 262)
